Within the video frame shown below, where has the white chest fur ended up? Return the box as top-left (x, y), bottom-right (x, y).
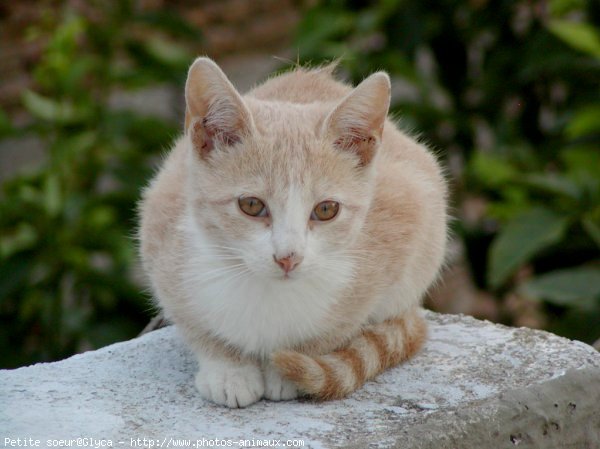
top-left (178, 215), bottom-right (354, 357)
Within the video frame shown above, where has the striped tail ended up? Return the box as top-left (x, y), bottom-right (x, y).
top-left (271, 308), bottom-right (427, 400)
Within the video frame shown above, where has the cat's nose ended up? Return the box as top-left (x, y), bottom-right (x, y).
top-left (273, 253), bottom-right (303, 274)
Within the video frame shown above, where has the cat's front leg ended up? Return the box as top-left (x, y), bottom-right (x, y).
top-left (263, 362), bottom-right (299, 401)
top-left (195, 353), bottom-right (264, 408)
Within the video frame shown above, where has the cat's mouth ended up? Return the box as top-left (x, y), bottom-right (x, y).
top-left (272, 270), bottom-right (301, 282)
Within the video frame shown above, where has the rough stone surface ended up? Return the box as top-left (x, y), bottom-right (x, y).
top-left (1, 312), bottom-right (599, 449)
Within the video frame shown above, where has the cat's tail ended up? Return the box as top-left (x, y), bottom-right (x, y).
top-left (272, 308), bottom-right (427, 400)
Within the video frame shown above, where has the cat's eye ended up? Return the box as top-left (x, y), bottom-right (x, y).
top-left (239, 196), bottom-right (268, 218)
top-left (311, 201), bottom-right (340, 221)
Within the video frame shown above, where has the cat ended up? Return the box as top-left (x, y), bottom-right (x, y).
top-left (138, 57), bottom-right (447, 408)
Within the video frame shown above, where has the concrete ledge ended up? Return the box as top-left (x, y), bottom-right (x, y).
top-left (2, 312), bottom-right (599, 448)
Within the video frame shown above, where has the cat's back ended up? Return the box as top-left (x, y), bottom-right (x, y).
top-left (248, 66), bottom-right (437, 171)
top-left (138, 138), bottom-right (187, 271)
top-left (247, 65), bottom-right (351, 104)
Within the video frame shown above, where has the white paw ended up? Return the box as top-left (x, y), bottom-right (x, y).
top-left (263, 363), bottom-right (299, 401)
top-left (195, 358), bottom-right (264, 408)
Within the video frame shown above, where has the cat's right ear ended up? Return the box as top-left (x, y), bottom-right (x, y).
top-left (185, 57), bottom-right (254, 159)
top-left (323, 72), bottom-right (391, 167)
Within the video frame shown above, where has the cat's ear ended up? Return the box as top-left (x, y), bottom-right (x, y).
top-left (323, 72), bottom-right (391, 166)
top-left (185, 57), bottom-right (254, 158)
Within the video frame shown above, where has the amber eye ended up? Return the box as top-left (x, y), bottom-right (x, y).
top-left (311, 201), bottom-right (340, 221)
top-left (238, 197), bottom-right (268, 217)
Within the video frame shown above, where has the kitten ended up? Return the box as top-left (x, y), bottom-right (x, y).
top-left (138, 57), bottom-right (447, 408)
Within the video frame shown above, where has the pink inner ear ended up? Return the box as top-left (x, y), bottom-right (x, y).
top-left (333, 128), bottom-right (377, 166)
top-left (191, 118), bottom-right (214, 158)
top-left (191, 117), bottom-right (242, 159)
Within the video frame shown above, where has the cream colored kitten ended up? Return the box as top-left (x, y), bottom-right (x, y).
top-left (138, 57), bottom-right (447, 408)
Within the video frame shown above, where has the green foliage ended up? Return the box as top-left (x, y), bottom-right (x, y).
top-left (297, 0), bottom-right (600, 341)
top-left (488, 208), bottom-right (570, 288)
top-left (2, 0), bottom-right (599, 367)
top-left (0, 2), bottom-right (198, 368)
top-left (548, 19), bottom-right (600, 57)
top-left (520, 267), bottom-right (600, 308)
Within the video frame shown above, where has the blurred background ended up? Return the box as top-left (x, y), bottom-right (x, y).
top-left (0, 0), bottom-right (598, 368)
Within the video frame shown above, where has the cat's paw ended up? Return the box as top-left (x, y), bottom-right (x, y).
top-left (195, 359), bottom-right (264, 408)
top-left (263, 363), bottom-right (299, 401)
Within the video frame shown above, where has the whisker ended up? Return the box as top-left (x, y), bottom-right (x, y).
top-left (183, 263), bottom-right (248, 285)
top-left (197, 264), bottom-right (247, 279)
top-left (192, 244), bottom-right (244, 254)
top-left (209, 269), bottom-right (254, 309)
top-left (189, 254), bottom-right (244, 261)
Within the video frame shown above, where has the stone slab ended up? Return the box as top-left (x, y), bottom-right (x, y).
top-left (1, 312), bottom-right (599, 448)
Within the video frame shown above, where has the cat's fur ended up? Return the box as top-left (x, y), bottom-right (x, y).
top-left (138, 57), bottom-right (447, 408)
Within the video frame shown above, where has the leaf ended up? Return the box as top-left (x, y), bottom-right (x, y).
top-left (566, 105), bottom-right (600, 139)
top-left (142, 37), bottom-right (190, 68)
top-left (561, 147), bottom-right (600, 182)
top-left (548, 20), bottom-right (600, 58)
top-left (582, 217), bottom-right (600, 248)
top-left (43, 173), bottom-right (62, 217)
top-left (53, 131), bottom-right (97, 160)
top-left (22, 90), bottom-right (88, 124)
top-left (520, 267), bottom-right (600, 307)
top-left (518, 173), bottom-right (581, 200)
top-left (470, 152), bottom-right (517, 188)
top-left (0, 223), bottom-right (38, 259)
top-left (488, 208), bottom-right (570, 288)
top-left (296, 8), bottom-right (355, 56)
top-left (549, 0), bottom-right (587, 17)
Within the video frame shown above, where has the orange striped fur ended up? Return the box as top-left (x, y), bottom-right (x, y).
top-left (272, 309), bottom-right (427, 400)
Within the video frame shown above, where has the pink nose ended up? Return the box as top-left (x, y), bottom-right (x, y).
top-left (273, 253), bottom-right (302, 274)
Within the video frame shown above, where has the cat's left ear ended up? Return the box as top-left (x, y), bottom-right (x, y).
top-left (323, 72), bottom-right (391, 166)
top-left (185, 57), bottom-right (254, 158)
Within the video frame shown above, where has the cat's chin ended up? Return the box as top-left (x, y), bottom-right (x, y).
top-left (269, 272), bottom-right (301, 282)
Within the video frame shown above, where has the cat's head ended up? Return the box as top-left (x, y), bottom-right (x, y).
top-left (183, 57), bottom-right (390, 283)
